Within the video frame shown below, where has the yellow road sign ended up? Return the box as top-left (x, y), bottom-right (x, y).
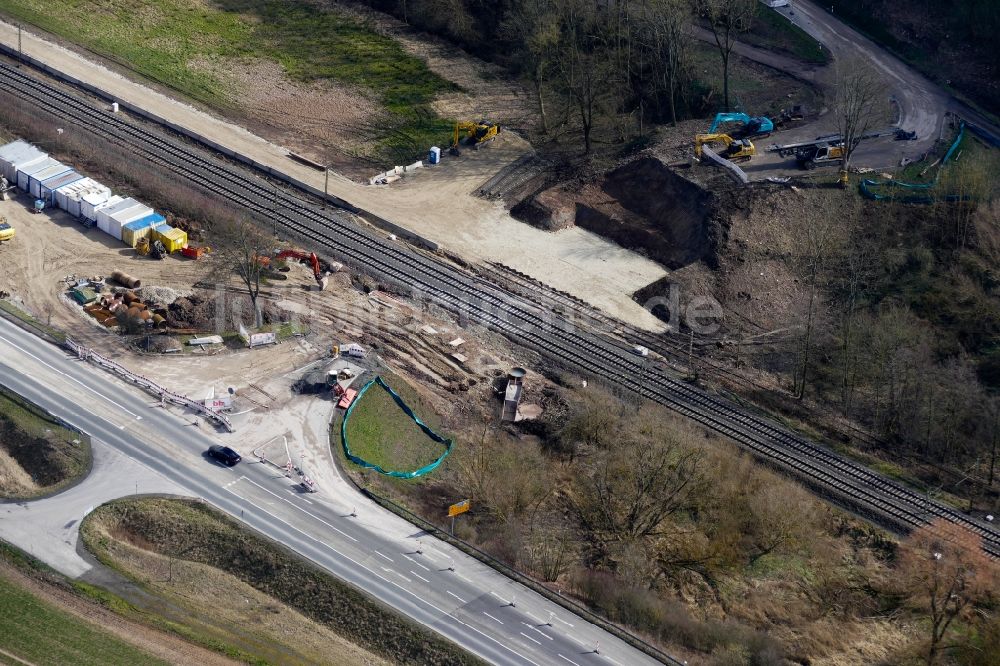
top-left (448, 499), bottom-right (471, 517)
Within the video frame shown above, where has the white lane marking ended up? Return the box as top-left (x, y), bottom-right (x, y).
top-left (455, 572), bottom-right (472, 583)
top-left (224, 488), bottom-right (539, 666)
top-left (604, 657), bottom-right (624, 666)
top-left (446, 590), bottom-right (466, 603)
top-left (526, 612), bottom-right (544, 624)
top-left (558, 655), bottom-right (581, 666)
top-left (553, 615), bottom-right (574, 628)
top-left (401, 553), bottom-right (431, 571)
top-left (490, 591), bottom-right (511, 604)
top-left (519, 632), bottom-right (542, 646)
top-left (483, 612), bottom-right (504, 624)
top-left (522, 623), bottom-right (553, 640)
top-left (0, 332), bottom-right (142, 419)
top-left (565, 634), bottom-right (587, 647)
top-left (385, 568), bottom-right (411, 583)
top-left (302, 498), bottom-right (313, 505)
top-left (411, 571), bottom-right (430, 583)
top-left (374, 550), bottom-right (393, 562)
top-left (240, 476), bottom-right (358, 542)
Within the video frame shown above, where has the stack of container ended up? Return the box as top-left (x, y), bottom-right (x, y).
top-left (0, 140), bottom-right (183, 254)
top-left (54, 178), bottom-right (111, 218)
top-left (122, 212), bottom-right (165, 248)
top-left (0, 140), bottom-right (47, 182)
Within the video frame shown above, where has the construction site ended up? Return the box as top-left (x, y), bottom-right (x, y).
top-left (0, 1), bottom-right (999, 664)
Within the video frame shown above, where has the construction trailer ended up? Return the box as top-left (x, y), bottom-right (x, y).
top-left (122, 213), bottom-right (165, 248)
top-left (108, 203), bottom-right (154, 241)
top-left (58, 178), bottom-right (111, 219)
top-left (81, 190), bottom-right (116, 223)
top-left (0, 140), bottom-right (46, 182)
top-left (28, 163), bottom-right (73, 199)
top-left (97, 198), bottom-right (145, 237)
top-left (16, 157), bottom-right (61, 192)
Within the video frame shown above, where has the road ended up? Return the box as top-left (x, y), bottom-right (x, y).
top-left (0, 315), bottom-right (671, 666)
top-left (697, 3), bottom-right (1000, 176)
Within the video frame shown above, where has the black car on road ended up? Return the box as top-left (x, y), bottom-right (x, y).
top-left (208, 445), bottom-right (242, 466)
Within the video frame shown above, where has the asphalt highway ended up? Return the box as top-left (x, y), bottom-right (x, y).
top-left (0, 316), bottom-right (670, 666)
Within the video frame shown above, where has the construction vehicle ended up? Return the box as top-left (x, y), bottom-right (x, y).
top-left (450, 121), bottom-right (500, 155)
top-left (0, 217), bottom-right (14, 242)
top-left (708, 112), bottom-right (774, 138)
top-left (274, 249), bottom-right (328, 290)
top-left (694, 134), bottom-right (756, 161)
top-left (795, 142), bottom-right (845, 170)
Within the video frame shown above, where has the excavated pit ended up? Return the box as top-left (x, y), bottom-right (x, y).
top-left (512, 156), bottom-right (724, 270)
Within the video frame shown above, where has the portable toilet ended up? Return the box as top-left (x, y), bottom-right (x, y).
top-left (122, 213), bottom-right (164, 248)
top-left (428, 146), bottom-right (441, 165)
top-left (81, 190), bottom-right (115, 222)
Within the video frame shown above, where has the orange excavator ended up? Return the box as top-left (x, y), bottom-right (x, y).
top-left (274, 249), bottom-right (328, 290)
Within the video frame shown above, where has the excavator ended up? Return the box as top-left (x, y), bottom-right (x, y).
top-left (708, 112), bottom-right (774, 138)
top-left (274, 249), bottom-right (328, 290)
top-left (450, 120), bottom-right (500, 155)
top-left (0, 216), bottom-right (14, 243)
top-left (694, 133), bottom-right (756, 161)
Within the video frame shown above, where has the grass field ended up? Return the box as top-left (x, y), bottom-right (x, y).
top-left (83, 497), bottom-right (483, 665)
top-left (0, 385), bottom-right (90, 498)
top-left (0, 574), bottom-right (166, 666)
top-left (0, 0), bottom-right (456, 161)
top-left (341, 375), bottom-right (451, 477)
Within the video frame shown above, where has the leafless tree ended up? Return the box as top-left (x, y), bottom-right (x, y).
top-left (696, 0), bottom-right (756, 112)
top-left (898, 519), bottom-right (998, 665)
top-left (638, 0), bottom-right (691, 126)
top-left (215, 218), bottom-right (271, 329)
top-left (834, 58), bottom-right (887, 173)
top-left (569, 431), bottom-right (704, 544)
top-left (502, 0), bottom-right (561, 134)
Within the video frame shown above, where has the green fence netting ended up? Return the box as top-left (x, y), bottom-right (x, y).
top-left (859, 122), bottom-right (969, 204)
top-left (341, 376), bottom-right (453, 479)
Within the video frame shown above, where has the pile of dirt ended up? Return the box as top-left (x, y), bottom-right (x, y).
top-left (0, 392), bottom-right (89, 495)
top-left (165, 291), bottom-right (286, 331)
top-left (513, 157), bottom-right (726, 269)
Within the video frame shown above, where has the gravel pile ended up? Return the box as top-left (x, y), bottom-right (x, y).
top-left (137, 285), bottom-right (191, 307)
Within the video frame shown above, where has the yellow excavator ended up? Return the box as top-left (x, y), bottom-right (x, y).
top-left (450, 121), bottom-right (500, 155)
top-left (0, 216), bottom-right (14, 243)
top-left (694, 133), bottom-right (756, 161)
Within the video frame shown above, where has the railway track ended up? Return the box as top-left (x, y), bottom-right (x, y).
top-left (3, 61), bottom-right (997, 557)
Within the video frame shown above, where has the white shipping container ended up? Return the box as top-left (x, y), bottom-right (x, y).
top-left (0, 140), bottom-right (46, 182)
top-left (89, 195), bottom-right (124, 227)
top-left (81, 191), bottom-right (116, 222)
top-left (38, 170), bottom-right (81, 203)
top-left (55, 177), bottom-right (106, 216)
top-left (28, 164), bottom-right (71, 199)
top-left (108, 204), bottom-right (153, 241)
top-left (16, 157), bottom-right (60, 192)
top-left (97, 198), bottom-right (142, 236)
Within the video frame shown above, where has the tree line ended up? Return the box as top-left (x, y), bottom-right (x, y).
top-left (361, 0), bottom-right (761, 151)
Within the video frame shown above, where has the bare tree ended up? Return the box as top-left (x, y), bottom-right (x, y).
top-left (569, 431), bottom-right (704, 544)
top-left (502, 0), bottom-right (561, 134)
top-left (552, 0), bottom-right (615, 154)
top-left (834, 58), bottom-right (887, 176)
top-left (898, 519), bottom-right (998, 665)
top-left (639, 0), bottom-right (691, 126)
top-left (696, 0), bottom-right (756, 112)
top-left (215, 218), bottom-right (271, 329)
